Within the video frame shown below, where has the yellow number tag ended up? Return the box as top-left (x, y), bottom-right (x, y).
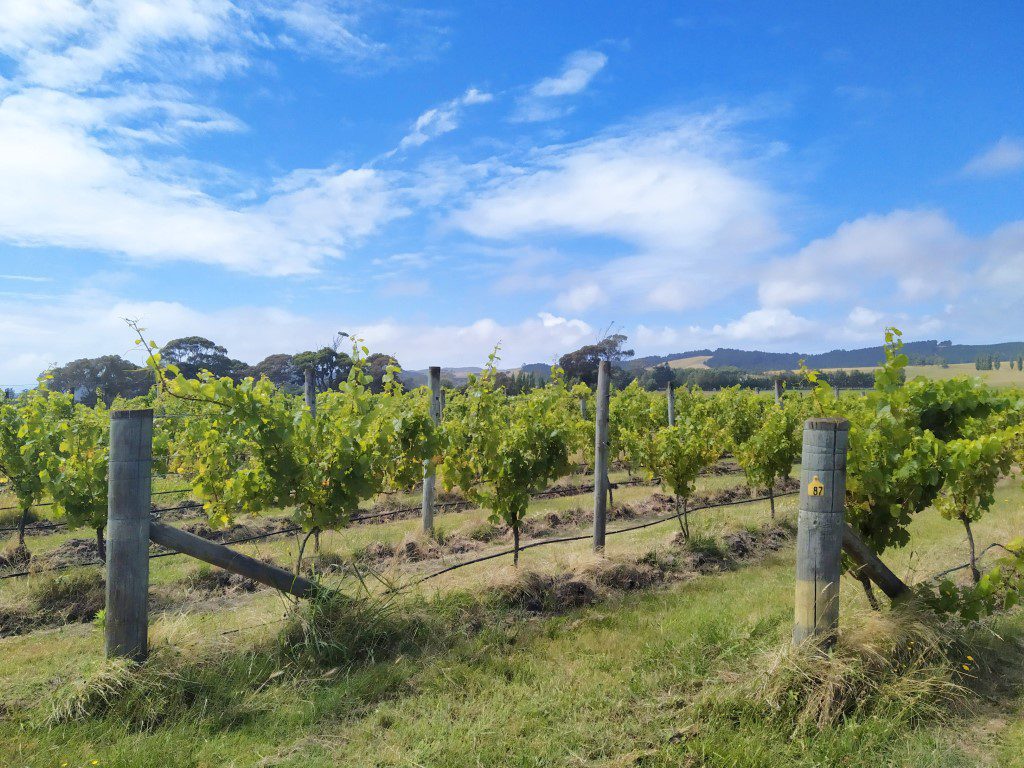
top-left (807, 475), bottom-right (825, 497)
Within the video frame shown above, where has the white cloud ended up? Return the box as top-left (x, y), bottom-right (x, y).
top-left (847, 306), bottom-right (883, 327)
top-left (531, 49), bottom-right (607, 98)
top-left (980, 220), bottom-right (1024, 291)
top-left (0, 89), bottom-right (403, 274)
top-left (555, 283), bottom-right (607, 312)
top-left (759, 210), bottom-right (970, 308)
top-left (398, 88), bottom-right (493, 151)
top-left (512, 49), bottom-right (607, 122)
top-left (260, 0), bottom-right (385, 60)
top-left (963, 137), bottom-right (1024, 177)
top-left (0, 2), bottom-right (420, 275)
top-left (456, 113), bottom-right (781, 253)
top-left (0, 0), bottom-right (243, 89)
top-left (710, 308), bottom-right (812, 341)
top-left (455, 112), bottom-right (783, 311)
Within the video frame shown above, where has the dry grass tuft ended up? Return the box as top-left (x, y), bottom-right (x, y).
top-left (698, 601), bottom-right (971, 733)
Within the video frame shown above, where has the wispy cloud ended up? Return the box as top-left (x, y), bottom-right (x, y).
top-left (397, 88), bottom-right (493, 151)
top-left (0, 1), bottom-right (427, 275)
top-left (531, 49), bottom-right (607, 97)
top-left (0, 274), bottom-right (52, 282)
top-left (963, 137), bottom-right (1024, 177)
top-left (512, 49), bottom-right (607, 122)
top-left (457, 111), bottom-right (779, 251)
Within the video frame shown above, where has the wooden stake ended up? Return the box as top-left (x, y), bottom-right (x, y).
top-left (666, 382), bottom-right (675, 426)
top-left (593, 360), bottom-right (610, 552)
top-left (841, 523), bottom-right (910, 600)
top-left (793, 417), bottom-right (849, 646)
top-left (149, 522), bottom-right (318, 598)
top-left (105, 409), bottom-right (152, 661)
top-left (774, 378), bottom-right (782, 405)
top-left (422, 366), bottom-right (441, 534)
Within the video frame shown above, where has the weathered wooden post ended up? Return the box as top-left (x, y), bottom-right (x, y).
top-left (422, 366), bottom-right (442, 534)
top-left (303, 367), bottom-right (316, 419)
top-left (666, 382), bottom-right (675, 426)
top-left (774, 378), bottom-right (782, 405)
top-left (106, 409), bottom-right (152, 661)
top-left (579, 395), bottom-right (587, 420)
top-left (593, 360), bottom-right (610, 552)
top-left (793, 417), bottom-right (849, 646)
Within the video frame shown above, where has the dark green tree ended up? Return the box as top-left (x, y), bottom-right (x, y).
top-left (161, 337), bottom-right (248, 380)
top-left (292, 347), bottom-right (353, 392)
top-left (250, 353), bottom-right (304, 393)
top-left (44, 355), bottom-right (151, 405)
top-left (558, 334), bottom-right (634, 387)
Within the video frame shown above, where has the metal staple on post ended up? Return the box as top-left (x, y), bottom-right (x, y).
top-left (593, 360), bottom-right (610, 552)
top-left (793, 417), bottom-right (850, 646)
top-left (106, 408), bottom-right (153, 661)
top-left (422, 366), bottom-right (442, 534)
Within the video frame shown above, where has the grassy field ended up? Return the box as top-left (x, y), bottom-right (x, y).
top-left (1, 473), bottom-right (1023, 766)
top-left (667, 355), bottom-right (712, 370)
top-left (906, 363), bottom-right (1024, 387)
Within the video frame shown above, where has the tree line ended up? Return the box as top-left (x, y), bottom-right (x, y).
top-left (42, 335), bottom-right (400, 406)
top-left (36, 331), bottom-right (890, 406)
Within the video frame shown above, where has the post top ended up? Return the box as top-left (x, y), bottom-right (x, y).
top-left (429, 365), bottom-right (441, 375)
top-left (111, 408), bottom-right (154, 420)
top-left (804, 417), bottom-right (850, 431)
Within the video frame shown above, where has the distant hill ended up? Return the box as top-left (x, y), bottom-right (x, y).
top-left (631, 340), bottom-right (1024, 373)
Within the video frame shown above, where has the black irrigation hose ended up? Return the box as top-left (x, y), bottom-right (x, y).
top-left (0, 470), bottom-right (683, 533)
top-left (1, 488), bottom-right (794, 582)
top-left (0, 500), bottom-right (201, 534)
top-left (0, 500), bottom-right (55, 514)
top-left (406, 490), bottom-right (802, 587)
top-left (0, 519), bottom-right (63, 534)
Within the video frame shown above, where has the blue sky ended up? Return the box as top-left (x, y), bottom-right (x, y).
top-left (0, 1), bottom-right (1022, 387)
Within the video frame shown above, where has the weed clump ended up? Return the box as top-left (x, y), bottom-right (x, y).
top-left (279, 590), bottom-right (479, 668)
top-left (493, 570), bottom-right (598, 613)
top-left (0, 539), bottom-right (31, 569)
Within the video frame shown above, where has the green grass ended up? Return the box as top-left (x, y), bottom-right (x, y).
top-left (905, 363), bottom-right (1024, 387)
top-left (2, 477), bottom-right (1023, 766)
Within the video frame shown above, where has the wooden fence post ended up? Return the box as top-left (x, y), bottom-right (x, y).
top-left (579, 395), bottom-right (587, 420)
top-left (106, 409), bottom-right (152, 661)
top-left (593, 360), bottom-right (610, 552)
top-left (793, 417), bottom-right (849, 646)
top-left (422, 366), bottom-right (441, 534)
top-left (774, 378), bottom-right (782, 405)
top-left (666, 382), bottom-right (675, 426)
top-left (304, 367), bottom-right (316, 419)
